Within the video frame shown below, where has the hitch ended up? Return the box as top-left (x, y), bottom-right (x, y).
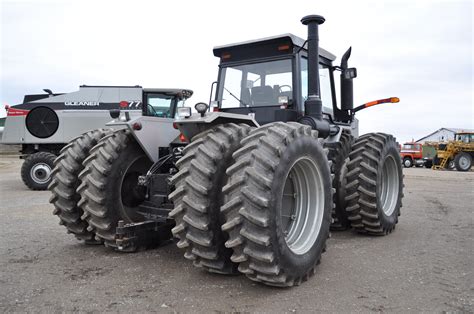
top-left (352, 97), bottom-right (399, 114)
top-left (116, 219), bottom-right (174, 252)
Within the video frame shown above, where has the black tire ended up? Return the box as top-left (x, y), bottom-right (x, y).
top-left (424, 159), bottom-right (433, 168)
top-left (325, 130), bottom-right (354, 231)
top-left (21, 152), bottom-right (57, 190)
top-left (454, 152), bottom-right (472, 171)
top-left (221, 122), bottom-right (332, 287)
top-left (77, 129), bottom-right (152, 249)
top-left (49, 129), bottom-right (112, 243)
top-left (169, 123), bottom-right (252, 274)
top-left (345, 133), bottom-right (404, 235)
top-left (403, 157), bottom-right (413, 168)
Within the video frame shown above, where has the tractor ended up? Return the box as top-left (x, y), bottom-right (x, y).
top-left (432, 132), bottom-right (474, 171)
top-left (50, 14), bottom-right (403, 287)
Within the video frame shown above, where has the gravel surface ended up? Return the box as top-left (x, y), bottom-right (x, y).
top-left (0, 156), bottom-right (472, 312)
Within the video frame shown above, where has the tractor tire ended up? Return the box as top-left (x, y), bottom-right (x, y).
top-left (21, 152), bottom-right (56, 190)
top-left (345, 133), bottom-right (403, 235)
top-left (77, 129), bottom-right (152, 249)
top-left (454, 152), bottom-right (472, 171)
top-left (447, 159), bottom-right (455, 170)
top-left (169, 123), bottom-right (252, 274)
top-left (221, 122), bottom-right (332, 287)
top-left (49, 129), bottom-right (112, 243)
top-left (403, 157), bottom-right (413, 168)
top-left (325, 130), bottom-right (354, 231)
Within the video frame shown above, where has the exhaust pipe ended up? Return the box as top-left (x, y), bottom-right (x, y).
top-left (300, 15), bottom-right (336, 137)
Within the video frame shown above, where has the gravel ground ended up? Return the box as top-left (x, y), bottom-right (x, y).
top-left (0, 156), bottom-right (472, 313)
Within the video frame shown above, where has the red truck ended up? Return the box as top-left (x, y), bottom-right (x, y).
top-left (400, 142), bottom-right (424, 167)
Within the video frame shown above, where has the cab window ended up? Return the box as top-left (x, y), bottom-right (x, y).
top-left (218, 59), bottom-right (293, 108)
top-left (145, 94), bottom-right (174, 117)
top-left (301, 57), bottom-right (332, 110)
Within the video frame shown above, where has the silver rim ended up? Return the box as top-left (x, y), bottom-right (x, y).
top-left (404, 159), bottom-right (411, 167)
top-left (30, 163), bottom-right (52, 184)
top-left (380, 156), bottom-right (399, 216)
top-left (280, 157), bottom-right (324, 255)
top-left (459, 156), bottom-right (470, 169)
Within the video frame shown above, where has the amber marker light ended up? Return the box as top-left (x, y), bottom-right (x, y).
top-left (278, 44), bottom-right (291, 51)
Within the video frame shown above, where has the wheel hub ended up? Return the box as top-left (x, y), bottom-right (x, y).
top-left (281, 157), bottom-right (324, 255)
top-left (459, 156), bottom-right (469, 169)
top-left (30, 163), bottom-right (52, 184)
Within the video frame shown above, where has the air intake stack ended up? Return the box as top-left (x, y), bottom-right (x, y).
top-left (299, 15), bottom-right (336, 137)
top-left (301, 15), bottom-right (325, 120)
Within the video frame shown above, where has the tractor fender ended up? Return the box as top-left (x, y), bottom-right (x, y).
top-left (106, 116), bottom-right (179, 162)
top-left (174, 112), bottom-right (259, 141)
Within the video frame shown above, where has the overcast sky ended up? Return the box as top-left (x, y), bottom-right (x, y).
top-left (1, 0), bottom-right (472, 142)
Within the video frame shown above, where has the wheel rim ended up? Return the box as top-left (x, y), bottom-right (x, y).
top-left (30, 163), bottom-right (52, 184)
top-left (280, 157), bottom-right (324, 255)
top-left (119, 155), bottom-right (149, 221)
top-left (404, 159), bottom-right (411, 167)
top-left (380, 155), bottom-right (399, 216)
top-left (459, 156), bottom-right (470, 169)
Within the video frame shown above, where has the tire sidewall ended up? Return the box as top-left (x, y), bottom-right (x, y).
top-left (376, 143), bottom-right (403, 227)
top-left (104, 140), bottom-right (151, 223)
top-left (270, 136), bottom-right (332, 277)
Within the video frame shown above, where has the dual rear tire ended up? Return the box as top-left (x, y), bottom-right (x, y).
top-left (171, 122), bottom-right (333, 286)
top-left (50, 129), bottom-right (157, 248)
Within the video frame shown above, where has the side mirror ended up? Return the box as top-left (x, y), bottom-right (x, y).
top-left (343, 67), bottom-right (357, 79)
top-left (109, 109), bottom-right (120, 119)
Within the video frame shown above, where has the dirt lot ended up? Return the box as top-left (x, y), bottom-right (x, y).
top-left (0, 156), bottom-right (472, 312)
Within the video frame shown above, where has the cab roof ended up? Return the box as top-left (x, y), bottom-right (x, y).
top-left (143, 88), bottom-right (193, 99)
top-left (213, 33), bottom-right (336, 61)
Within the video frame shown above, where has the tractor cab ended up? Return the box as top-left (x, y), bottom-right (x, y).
top-left (142, 89), bottom-right (192, 118)
top-left (212, 34), bottom-right (353, 125)
top-left (455, 132), bottom-right (474, 143)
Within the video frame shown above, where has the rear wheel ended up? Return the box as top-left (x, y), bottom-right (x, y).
top-left (21, 152), bottom-right (56, 190)
top-left (403, 157), bottom-right (413, 168)
top-left (49, 129), bottom-right (111, 243)
top-left (169, 123), bottom-right (251, 274)
top-left (222, 122), bottom-right (332, 286)
top-left (345, 133), bottom-right (403, 235)
top-left (454, 152), bottom-right (472, 171)
top-left (77, 129), bottom-right (152, 249)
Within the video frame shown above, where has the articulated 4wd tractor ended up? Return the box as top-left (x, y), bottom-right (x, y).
top-left (50, 14), bottom-right (403, 287)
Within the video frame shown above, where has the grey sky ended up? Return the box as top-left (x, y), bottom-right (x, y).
top-left (1, 0), bottom-right (472, 143)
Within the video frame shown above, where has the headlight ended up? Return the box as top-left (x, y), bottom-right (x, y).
top-left (194, 102), bottom-right (209, 117)
top-left (177, 107), bottom-right (192, 119)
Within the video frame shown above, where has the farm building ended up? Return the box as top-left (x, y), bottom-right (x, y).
top-left (416, 127), bottom-right (474, 143)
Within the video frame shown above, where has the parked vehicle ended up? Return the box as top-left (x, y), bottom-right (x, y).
top-left (1, 86), bottom-right (187, 190)
top-left (400, 142), bottom-right (424, 167)
top-left (433, 132), bottom-right (474, 171)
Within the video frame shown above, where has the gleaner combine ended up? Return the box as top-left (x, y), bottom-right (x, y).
top-left (1, 86), bottom-right (191, 190)
top-left (50, 14), bottom-right (403, 287)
